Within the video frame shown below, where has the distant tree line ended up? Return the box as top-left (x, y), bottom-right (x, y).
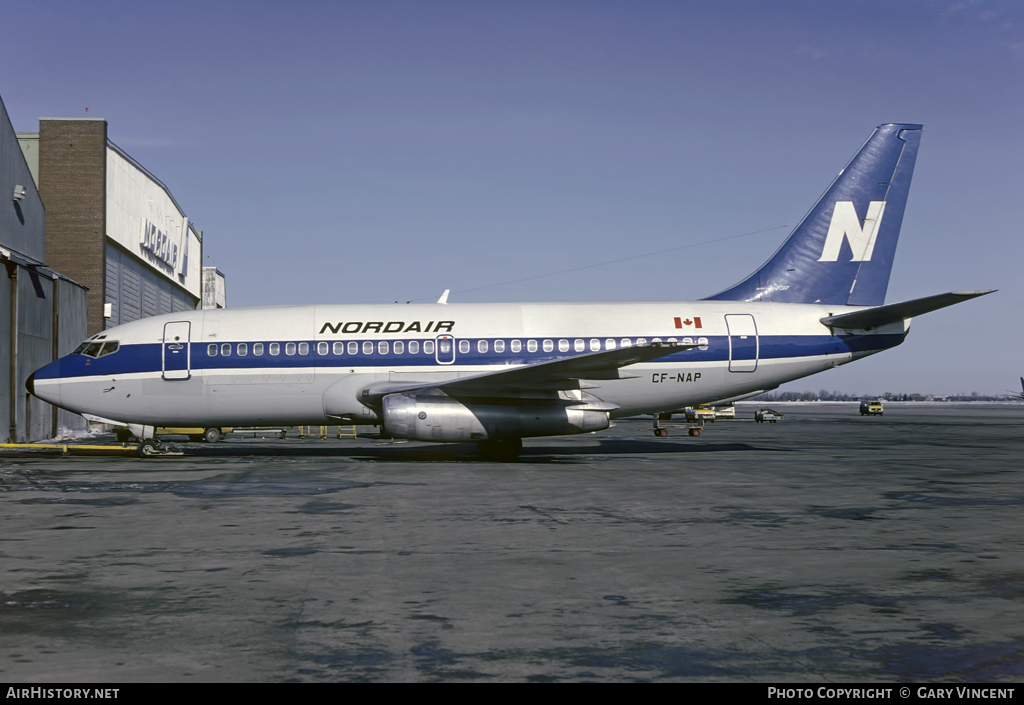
top-left (748, 390), bottom-right (1010, 402)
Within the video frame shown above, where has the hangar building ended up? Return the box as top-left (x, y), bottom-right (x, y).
top-left (1, 95), bottom-right (88, 442)
top-left (5, 102), bottom-right (222, 442)
top-left (19, 119), bottom-right (203, 337)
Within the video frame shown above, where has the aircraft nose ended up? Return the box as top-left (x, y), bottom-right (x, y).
top-left (26, 359), bottom-right (62, 406)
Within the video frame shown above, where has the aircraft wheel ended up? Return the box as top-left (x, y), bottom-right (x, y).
top-left (478, 437), bottom-right (523, 460)
top-left (203, 427), bottom-right (222, 443)
top-left (138, 440), bottom-right (160, 458)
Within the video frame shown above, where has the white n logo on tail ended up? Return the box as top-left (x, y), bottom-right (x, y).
top-left (817, 201), bottom-right (886, 262)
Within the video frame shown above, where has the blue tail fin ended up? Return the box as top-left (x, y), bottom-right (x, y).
top-left (705, 123), bottom-right (923, 306)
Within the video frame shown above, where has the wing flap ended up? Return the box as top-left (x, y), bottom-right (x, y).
top-left (360, 341), bottom-right (695, 403)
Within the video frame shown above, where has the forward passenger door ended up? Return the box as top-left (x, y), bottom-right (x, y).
top-left (162, 321), bottom-right (191, 380)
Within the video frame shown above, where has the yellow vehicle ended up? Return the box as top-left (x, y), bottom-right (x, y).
top-left (685, 405), bottom-right (717, 423)
top-left (115, 426), bottom-right (233, 443)
top-left (859, 400), bottom-right (884, 416)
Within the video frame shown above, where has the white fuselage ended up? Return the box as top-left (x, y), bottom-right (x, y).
top-left (31, 300), bottom-right (907, 428)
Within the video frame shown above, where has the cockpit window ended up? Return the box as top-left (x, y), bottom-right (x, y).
top-left (75, 341), bottom-right (119, 358)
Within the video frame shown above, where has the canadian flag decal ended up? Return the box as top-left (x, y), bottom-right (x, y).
top-left (674, 317), bottom-right (702, 329)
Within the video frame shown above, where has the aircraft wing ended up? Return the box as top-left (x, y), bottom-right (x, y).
top-left (359, 341), bottom-right (696, 403)
top-left (820, 290), bottom-right (995, 331)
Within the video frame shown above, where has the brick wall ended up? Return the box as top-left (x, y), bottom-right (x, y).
top-left (38, 119), bottom-right (106, 336)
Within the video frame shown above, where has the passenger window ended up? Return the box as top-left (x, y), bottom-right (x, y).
top-left (459, 340), bottom-right (470, 354)
top-left (333, 342), bottom-right (344, 355)
top-left (319, 342), bottom-right (330, 355)
top-left (237, 343), bottom-right (248, 356)
top-left (298, 342), bottom-right (309, 355)
top-left (574, 339), bottom-right (585, 352)
top-left (605, 339), bottom-right (616, 350)
top-left (221, 343), bottom-right (232, 356)
top-left (636, 338), bottom-right (647, 346)
top-left (621, 339), bottom-right (632, 348)
top-left (423, 340), bottom-right (434, 355)
top-left (682, 337), bottom-right (693, 345)
top-left (698, 337), bottom-right (708, 351)
top-left (543, 340), bottom-right (554, 352)
top-left (590, 339), bottom-right (600, 352)
top-left (378, 341), bottom-right (389, 355)
top-left (494, 340), bottom-right (505, 353)
top-left (394, 341), bottom-right (405, 354)
top-left (409, 340), bottom-right (420, 354)
top-left (286, 342), bottom-right (297, 355)
top-left (270, 343), bottom-right (280, 355)
top-left (478, 340), bottom-right (488, 353)
top-left (558, 339), bottom-right (569, 352)
top-left (207, 344), bottom-right (217, 357)
top-left (363, 341), bottom-right (373, 355)
top-left (348, 341), bottom-right (358, 355)
top-left (511, 340), bottom-right (522, 353)
top-left (527, 340), bottom-right (538, 353)
top-left (652, 338), bottom-right (662, 343)
top-left (254, 343), bottom-right (264, 356)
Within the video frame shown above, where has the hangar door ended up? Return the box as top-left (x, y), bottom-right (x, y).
top-left (725, 314), bottom-right (758, 373)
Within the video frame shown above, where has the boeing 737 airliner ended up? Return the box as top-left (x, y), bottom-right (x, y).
top-left (28, 124), bottom-right (993, 458)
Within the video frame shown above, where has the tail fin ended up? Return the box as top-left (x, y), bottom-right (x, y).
top-left (705, 123), bottom-right (923, 306)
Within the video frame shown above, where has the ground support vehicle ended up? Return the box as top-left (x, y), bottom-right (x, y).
top-left (714, 404), bottom-right (736, 419)
top-left (860, 400), bottom-right (884, 415)
top-left (115, 426), bottom-right (233, 443)
top-left (755, 408), bottom-right (784, 423)
top-left (684, 405), bottom-right (717, 423)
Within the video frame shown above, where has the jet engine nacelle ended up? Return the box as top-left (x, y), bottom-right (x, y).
top-left (382, 393), bottom-right (610, 442)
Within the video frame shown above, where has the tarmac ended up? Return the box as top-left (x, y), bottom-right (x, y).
top-left (1, 403), bottom-right (1022, 682)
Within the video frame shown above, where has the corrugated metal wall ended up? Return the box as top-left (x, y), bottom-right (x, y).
top-left (105, 243), bottom-right (195, 328)
top-left (17, 268), bottom-right (54, 442)
top-left (55, 277), bottom-right (88, 435)
top-left (1, 263), bottom-right (88, 442)
top-left (0, 266), bottom-right (11, 441)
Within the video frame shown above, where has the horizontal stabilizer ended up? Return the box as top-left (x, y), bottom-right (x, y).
top-left (820, 290), bottom-right (995, 330)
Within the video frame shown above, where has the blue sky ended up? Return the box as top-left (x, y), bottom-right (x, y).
top-left (2, 0), bottom-right (1021, 395)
